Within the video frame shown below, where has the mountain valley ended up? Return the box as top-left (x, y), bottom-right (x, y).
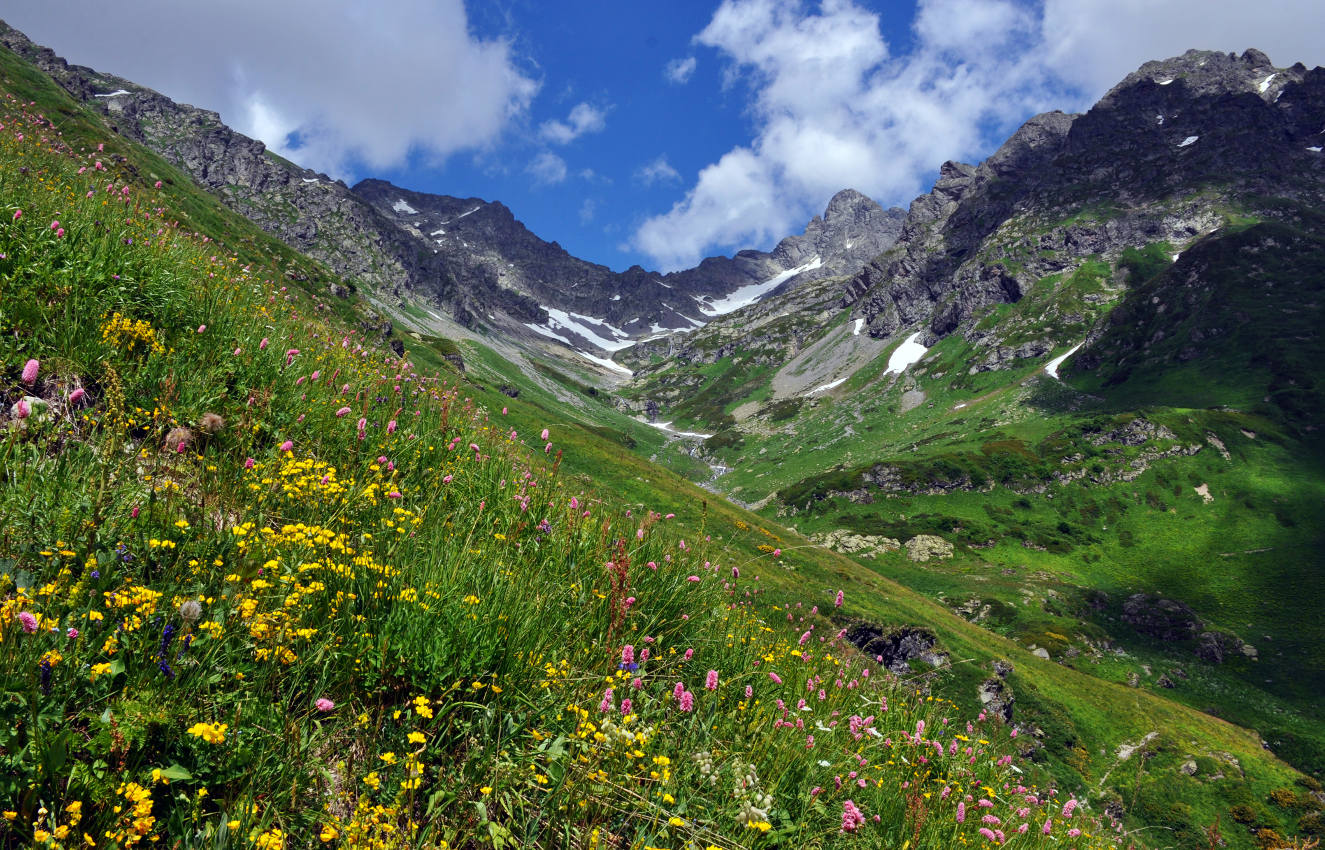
top-left (2, 21), bottom-right (1324, 847)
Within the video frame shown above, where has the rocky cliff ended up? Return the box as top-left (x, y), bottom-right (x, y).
top-left (844, 49), bottom-right (1325, 356)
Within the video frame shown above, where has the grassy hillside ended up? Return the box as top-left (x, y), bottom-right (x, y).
top-left (0, 46), bottom-right (1319, 850)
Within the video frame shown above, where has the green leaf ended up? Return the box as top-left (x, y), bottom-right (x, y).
top-left (159, 764), bottom-right (192, 781)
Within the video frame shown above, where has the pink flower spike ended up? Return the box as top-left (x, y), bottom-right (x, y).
top-left (197, 325), bottom-right (206, 333)
top-left (18, 611), bottom-right (38, 633)
top-left (68, 387), bottom-right (85, 405)
top-left (315, 698), bottom-right (335, 712)
top-left (244, 457), bottom-right (255, 469)
top-left (705, 670), bottom-right (718, 691)
top-left (154, 180), bottom-right (162, 188)
top-left (259, 337), bottom-right (269, 350)
top-left (20, 358), bottom-right (39, 384)
top-left (14, 399), bottom-right (30, 419)
top-left (67, 628), bottom-right (79, 638)
top-left (835, 589), bottom-right (844, 608)
top-left (11, 210), bottom-right (20, 221)
top-left (279, 440), bottom-right (294, 452)
top-left (335, 406), bottom-right (352, 417)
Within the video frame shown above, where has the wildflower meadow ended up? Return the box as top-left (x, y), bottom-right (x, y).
top-left (0, 91), bottom-right (1132, 849)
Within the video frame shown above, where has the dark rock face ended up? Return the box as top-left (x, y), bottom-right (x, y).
top-left (843, 48), bottom-right (1325, 352)
top-left (1121, 593), bottom-right (1203, 642)
top-left (844, 623), bottom-right (949, 675)
top-left (978, 660), bottom-right (1015, 723)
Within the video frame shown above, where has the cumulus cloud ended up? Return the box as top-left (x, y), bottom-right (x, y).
top-left (635, 155), bottom-right (682, 185)
top-left (527, 151), bottom-right (568, 185)
top-left (539, 102), bottom-right (609, 145)
top-left (665, 56), bottom-right (698, 84)
top-left (633, 0), bottom-right (1325, 271)
top-left (3, 0), bottom-right (538, 178)
top-left (579, 198), bottom-right (597, 223)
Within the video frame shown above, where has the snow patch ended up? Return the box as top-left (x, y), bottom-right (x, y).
top-left (638, 419), bottom-right (712, 439)
top-left (576, 350), bottom-right (633, 376)
top-left (853, 318), bottom-right (865, 336)
top-left (543, 308), bottom-right (633, 351)
top-left (93, 89), bottom-right (131, 98)
top-left (1177, 135), bottom-right (1199, 148)
top-left (1172, 252), bottom-right (1181, 262)
top-left (392, 199), bottom-right (419, 215)
top-left (1259, 73), bottom-right (1276, 93)
top-left (525, 323), bottom-right (573, 346)
top-left (430, 228), bottom-right (447, 237)
top-left (699, 256), bottom-right (823, 316)
top-left (884, 332), bottom-right (927, 375)
top-left (611, 294), bottom-right (621, 301)
top-left (809, 377), bottom-right (848, 394)
top-left (1156, 78), bottom-right (1174, 86)
top-left (953, 403), bottom-right (967, 410)
top-left (1308, 146), bottom-right (1323, 153)
top-left (1044, 341), bottom-right (1085, 380)
top-left (1156, 114), bottom-right (1164, 125)
top-left (301, 177), bottom-right (320, 184)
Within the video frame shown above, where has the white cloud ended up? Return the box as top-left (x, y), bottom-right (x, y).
top-left (665, 55), bottom-right (698, 84)
top-left (579, 198), bottom-right (597, 223)
top-left (633, 0), bottom-right (1325, 271)
top-left (635, 155), bottom-right (682, 185)
top-left (539, 102), bottom-right (608, 144)
top-left (527, 151), bottom-right (568, 185)
top-left (4, 0), bottom-right (538, 179)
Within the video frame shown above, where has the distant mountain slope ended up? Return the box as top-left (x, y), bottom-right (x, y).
top-left (0, 20), bottom-right (904, 360)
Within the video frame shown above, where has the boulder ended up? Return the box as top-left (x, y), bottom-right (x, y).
top-left (905, 535), bottom-right (954, 562)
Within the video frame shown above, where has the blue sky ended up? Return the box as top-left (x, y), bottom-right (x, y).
top-left (8, 1), bottom-right (1325, 272)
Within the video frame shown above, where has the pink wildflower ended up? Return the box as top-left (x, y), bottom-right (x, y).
top-left (678, 690), bottom-right (694, 712)
top-left (11, 210), bottom-right (20, 220)
top-left (835, 589), bottom-right (844, 608)
top-left (705, 670), bottom-right (718, 691)
top-left (20, 359), bottom-right (39, 384)
top-left (599, 688), bottom-right (615, 713)
top-left (18, 611), bottom-right (38, 633)
top-left (68, 387), bottom-right (85, 405)
top-left (1061, 799), bottom-right (1077, 818)
top-left (979, 828), bottom-right (996, 841)
top-left (768, 672), bottom-right (783, 685)
top-left (66, 628), bottom-right (78, 639)
top-left (279, 440), bottom-right (294, 452)
top-left (957, 802), bottom-right (966, 823)
top-left (244, 457), bottom-right (255, 469)
top-left (14, 399), bottom-right (30, 419)
top-left (197, 325), bottom-right (206, 333)
top-left (315, 698), bottom-right (335, 712)
top-left (620, 645), bottom-right (635, 667)
top-left (335, 406), bottom-right (352, 417)
top-left (259, 337), bottom-right (269, 350)
top-left (840, 800), bottom-right (865, 833)
top-left (387, 419), bottom-right (397, 434)
top-left (1042, 818), bottom-right (1052, 835)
